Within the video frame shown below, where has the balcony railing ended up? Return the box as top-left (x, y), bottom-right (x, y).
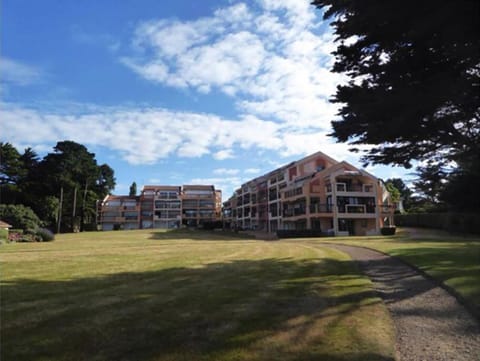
top-left (283, 208), bottom-right (306, 217)
top-left (309, 204), bottom-right (333, 213)
top-left (337, 204), bottom-right (375, 214)
top-left (326, 183), bottom-right (375, 193)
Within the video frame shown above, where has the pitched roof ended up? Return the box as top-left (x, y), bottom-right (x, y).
top-left (0, 220), bottom-right (12, 228)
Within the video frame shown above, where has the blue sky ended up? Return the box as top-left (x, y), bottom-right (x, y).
top-left (1, 0), bottom-right (408, 199)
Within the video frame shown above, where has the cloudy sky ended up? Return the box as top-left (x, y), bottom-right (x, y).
top-left (1, 0), bottom-right (407, 198)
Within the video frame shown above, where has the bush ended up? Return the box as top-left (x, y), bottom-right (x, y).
top-left (200, 221), bottom-right (223, 230)
top-left (113, 224), bottom-right (123, 231)
top-left (36, 228), bottom-right (55, 242)
top-left (0, 228), bottom-right (8, 244)
top-left (8, 230), bottom-right (23, 242)
top-left (380, 226), bottom-right (396, 235)
top-left (277, 229), bottom-right (326, 238)
top-left (0, 204), bottom-right (42, 231)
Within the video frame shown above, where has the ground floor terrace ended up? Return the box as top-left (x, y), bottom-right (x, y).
top-left (226, 213), bottom-right (393, 236)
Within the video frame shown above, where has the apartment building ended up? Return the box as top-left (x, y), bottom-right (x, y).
top-left (97, 185), bottom-right (221, 231)
top-left (223, 151), bottom-right (395, 236)
top-left (96, 195), bottom-right (140, 231)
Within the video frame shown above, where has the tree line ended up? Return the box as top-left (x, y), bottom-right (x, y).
top-left (0, 141), bottom-right (115, 232)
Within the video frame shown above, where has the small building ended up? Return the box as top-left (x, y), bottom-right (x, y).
top-left (0, 220), bottom-right (12, 230)
top-left (97, 185), bottom-right (222, 230)
top-left (96, 195), bottom-right (140, 231)
top-left (0, 220), bottom-right (13, 241)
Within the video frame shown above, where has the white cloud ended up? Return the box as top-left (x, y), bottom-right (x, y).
top-left (213, 149), bottom-right (235, 160)
top-left (0, 2), bottom-right (363, 180)
top-left (213, 168), bottom-right (240, 176)
top-left (0, 57), bottom-right (44, 86)
top-left (244, 168), bottom-right (261, 174)
top-left (122, 1), bottom-right (345, 127)
top-left (1, 101), bottom-right (358, 167)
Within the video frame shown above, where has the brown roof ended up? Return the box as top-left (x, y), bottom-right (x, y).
top-left (0, 220), bottom-right (12, 228)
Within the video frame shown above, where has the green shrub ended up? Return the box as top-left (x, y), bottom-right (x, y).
top-left (113, 224), bottom-right (123, 231)
top-left (36, 228), bottom-right (55, 242)
top-left (380, 226), bottom-right (396, 235)
top-left (0, 204), bottom-right (42, 231)
top-left (0, 228), bottom-right (8, 244)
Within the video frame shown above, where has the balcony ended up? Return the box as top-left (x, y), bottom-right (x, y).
top-left (337, 204), bottom-right (376, 218)
top-left (183, 211), bottom-right (198, 218)
top-left (283, 187), bottom-right (303, 199)
top-left (183, 193), bottom-right (214, 199)
top-left (309, 204), bottom-right (333, 214)
top-left (283, 208), bottom-right (306, 217)
top-left (156, 192), bottom-right (179, 200)
top-left (105, 216), bottom-right (125, 222)
top-left (326, 183), bottom-right (375, 195)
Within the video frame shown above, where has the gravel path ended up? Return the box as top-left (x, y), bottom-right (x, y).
top-left (324, 244), bottom-right (480, 361)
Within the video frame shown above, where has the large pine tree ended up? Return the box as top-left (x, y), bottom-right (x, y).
top-left (312, 0), bottom-right (480, 211)
top-left (0, 141), bottom-right (116, 231)
top-left (312, 0), bottom-right (479, 168)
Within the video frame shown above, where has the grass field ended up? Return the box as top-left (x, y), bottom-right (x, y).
top-left (1, 230), bottom-right (395, 361)
top-left (316, 228), bottom-right (480, 314)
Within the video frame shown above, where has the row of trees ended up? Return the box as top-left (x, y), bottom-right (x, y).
top-left (1, 141), bottom-right (115, 232)
top-left (386, 162), bottom-right (480, 214)
top-left (313, 0), bottom-right (479, 213)
top-left (385, 177), bottom-right (441, 214)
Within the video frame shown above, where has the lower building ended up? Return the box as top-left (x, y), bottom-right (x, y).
top-left (223, 151), bottom-right (395, 236)
top-left (97, 185), bottom-right (221, 230)
top-left (96, 195), bottom-right (140, 231)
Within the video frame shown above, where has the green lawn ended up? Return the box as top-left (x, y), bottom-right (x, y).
top-left (1, 230), bottom-right (395, 361)
top-left (313, 227), bottom-right (480, 315)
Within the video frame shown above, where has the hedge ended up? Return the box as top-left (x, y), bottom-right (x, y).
top-left (0, 228), bottom-right (8, 241)
top-left (394, 213), bottom-right (480, 235)
top-left (276, 229), bottom-right (326, 238)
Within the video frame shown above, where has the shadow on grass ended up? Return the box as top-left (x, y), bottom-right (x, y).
top-left (2, 257), bottom-right (395, 361)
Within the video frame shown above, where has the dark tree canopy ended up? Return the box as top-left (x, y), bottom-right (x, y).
top-left (129, 182), bottom-right (137, 197)
top-left (0, 142), bottom-right (22, 186)
top-left (312, 0), bottom-right (480, 168)
top-left (0, 141), bottom-right (116, 232)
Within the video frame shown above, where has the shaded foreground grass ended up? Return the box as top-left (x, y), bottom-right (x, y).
top-left (312, 227), bottom-right (480, 316)
top-left (0, 230), bottom-right (395, 361)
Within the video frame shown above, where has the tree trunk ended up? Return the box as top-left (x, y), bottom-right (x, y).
top-left (80, 180), bottom-right (88, 232)
top-left (57, 186), bottom-right (63, 234)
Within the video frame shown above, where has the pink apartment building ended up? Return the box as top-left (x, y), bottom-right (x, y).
top-left (223, 151), bottom-right (395, 236)
top-left (97, 185), bottom-right (221, 231)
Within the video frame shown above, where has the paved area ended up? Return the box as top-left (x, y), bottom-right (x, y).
top-left (324, 244), bottom-right (480, 361)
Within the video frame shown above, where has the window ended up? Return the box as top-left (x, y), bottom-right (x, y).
top-left (363, 184), bottom-right (374, 193)
top-left (270, 203), bottom-right (278, 217)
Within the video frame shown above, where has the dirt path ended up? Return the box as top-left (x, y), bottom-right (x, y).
top-left (324, 244), bottom-right (480, 361)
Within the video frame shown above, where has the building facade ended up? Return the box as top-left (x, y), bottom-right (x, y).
top-left (97, 185), bottom-right (221, 231)
top-left (223, 151), bottom-right (395, 236)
